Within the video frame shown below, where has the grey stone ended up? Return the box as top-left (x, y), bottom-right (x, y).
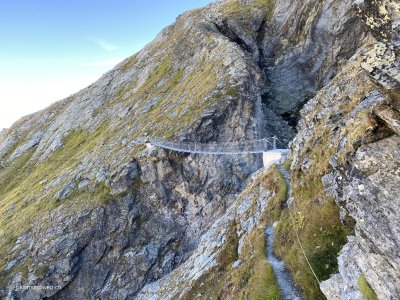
top-left (4, 260), bottom-right (17, 271)
top-left (321, 173), bottom-right (335, 188)
top-left (56, 182), bottom-right (76, 200)
top-left (6, 204), bottom-right (16, 212)
top-left (232, 260), bottom-right (242, 269)
top-left (109, 161), bottom-right (139, 195)
top-left (78, 179), bottom-right (90, 190)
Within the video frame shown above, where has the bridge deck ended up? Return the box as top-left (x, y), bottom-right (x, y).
top-left (148, 137), bottom-right (288, 155)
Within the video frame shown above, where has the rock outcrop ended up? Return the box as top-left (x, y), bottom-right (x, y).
top-left (0, 0), bottom-right (399, 299)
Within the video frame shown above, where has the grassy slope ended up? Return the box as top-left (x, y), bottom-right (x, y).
top-left (0, 10), bottom-right (230, 284)
top-left (219, 0), bottom-right (275, 21)
top-left (0, 128), bottom-right (114, 281)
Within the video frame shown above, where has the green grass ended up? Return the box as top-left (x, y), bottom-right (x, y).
top-left (0, 258), bottom-right (32, 287)
top-left (227, 87), bottom-right (239, 98)
top-left (105, 50), bottom-right (224, 140)
top-left (183, 222), bottom-right (281, 300)
top-left (269, 127), bottom-right (354, 299)
top-left (232, 168), bottom-right (286, 300)
top-left (120, 55), bottom-right (138, 72)
top-left (262, 166), bottom-right (288, 225)
top-left (97, 182), bottom-right (113, 204)
top-left (283, 159), bottom-right (292, 170)
top-left (34, 264), bottom-right (50, 277)
top-left (273, 179), bottom-right (351, 299)
top-left (0, 148), bottom-right (35, 195)
top-left (260, 124), bottom-right (354, 299)
top-left (219, 0), bottom-right (275, 22)
top-left (358, 274), bottom-right (378, 300)
top-left (234, 227), bottom-right (281, 300)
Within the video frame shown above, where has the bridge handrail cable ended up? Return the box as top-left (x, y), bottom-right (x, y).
top-left (149, 137), bottom-right (285, 154)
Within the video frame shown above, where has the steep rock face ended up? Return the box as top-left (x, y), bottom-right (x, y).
top-left (260, 0), bottom-right (369, 138)
top-left (320, 136), bottom-right (400, 300)
top-left (0, 0), bottom-right (398, 299)
top-left (290, 1), bottom-right (400, 299)
top-left (136, 166), bottom-right (286, 300)
top-left (0, 3), bottom-right (267, 299)
top-left (207, 0), bottom-right (370, 143)
top-left (290, 51), bottom-right (399, 299)
top-left (136, 168), bottom-right (272, 300)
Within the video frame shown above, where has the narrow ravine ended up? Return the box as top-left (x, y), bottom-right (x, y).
top-left (265, 164), bottom-right (302, 300)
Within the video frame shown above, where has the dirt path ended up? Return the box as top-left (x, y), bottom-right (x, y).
top-left (264, 164), bottom-right (302, 300)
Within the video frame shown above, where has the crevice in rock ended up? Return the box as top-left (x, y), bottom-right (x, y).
top-left (99, 270), bottom-right (112, 293)
top-left (280, 97), bottom-right (311, 130)
top-left (373, 104), bottom-right (400, 136)
top-left (212, 21), bottom-right (255, 57)
top-left (256, 18), bottom-right (267, 66)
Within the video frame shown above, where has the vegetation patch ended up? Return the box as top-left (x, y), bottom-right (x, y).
top-left (283, 159), bottom-right (292, 170)
top-left (272, 148), bottom-right (352, 299)
top-left (0, 148), bottom-right (35, 196)
top-left (34, 264), bottom-right (50, 277)
top-left (230, 227), bottom-right (281, 300)
top-left (0, 124), bottom-right (130, 284)
top-left (120, 55), bottom-right (138, 72)
top-left (182, 220), bottom-right (281, 300)
top-left (262, 166), bottom-right (288, 225)
top-left (104, 50), bottom-right (225, 141)
top-left (0, 258), bottom-right (32, 287)
top-left (97, 182), bottom-right (113, 204)
top-left (219, 0), bottom-right (275, 22)
top-left (358, 274), bottom-right (378, 300)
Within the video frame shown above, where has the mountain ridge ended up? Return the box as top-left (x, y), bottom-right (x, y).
top-left (0, 0), bottom-right (399, 299)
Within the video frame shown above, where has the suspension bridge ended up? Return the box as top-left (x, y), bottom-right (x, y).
top-left (1, 137), bottom-right (289, 168)
top-left (146, 136), bottom-right (289, 167)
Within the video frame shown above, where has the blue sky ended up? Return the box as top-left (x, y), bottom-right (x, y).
top-left (0, 0), bottom-right (213, 128)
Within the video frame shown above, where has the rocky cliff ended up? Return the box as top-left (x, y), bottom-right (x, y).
top-left (0, 0), bottom-right (399, 299)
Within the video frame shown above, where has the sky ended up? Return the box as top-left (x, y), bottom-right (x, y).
top-left (0, 0), bottom-right (213, 128)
